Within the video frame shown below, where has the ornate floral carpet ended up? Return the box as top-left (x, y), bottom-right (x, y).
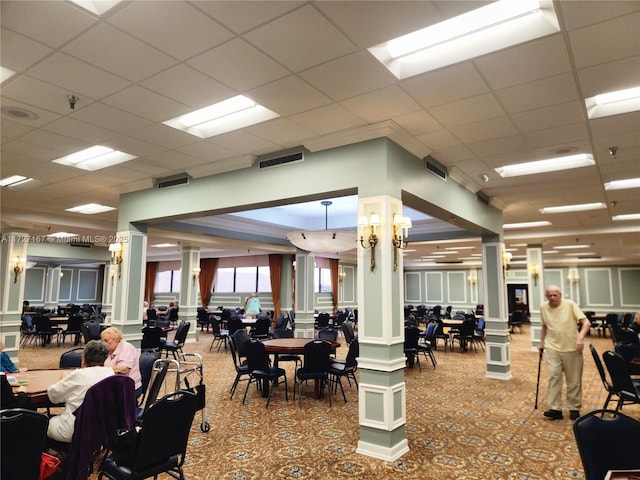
top-left (20, 326), bottom-right (638, 480)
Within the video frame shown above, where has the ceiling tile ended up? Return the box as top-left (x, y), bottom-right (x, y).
top-left (576, 56), bottom-right (640, 98)
top-left (416, 130), bottom-right (460, 151)
top-left (290, 104), bottom-right (365, 136)
top-left (429, 93), bottom-right (505, 128)
top-left (0, 98), bottom-right (61, 128)
top-left (0, 29), bottom-right (52, 73)
top-left (511, 101), bottom-right (584, 133)
top-left (176, 142), bottom-right (237, 162)
top-left (341, 85), bottom-right (420, 123)
top-left (450, 117), bottom-right (517, 145)
top-left (1, 119), bottom-right (35, 141)
top-left (18, 129), bottom-right (87, 155)
top-left (248, 75), bottom-right (331, 116)
top-left (401, 63), bottom-right (489, 108)
top-left (42, 118), bottom-right (118, 145)
top-left (71, 102), bottom-right (153, 134)
top-left (300, 52), bottom-right (394, 101)
top-left (108, 1), bottom-right (233, 60)
top-left (187, 38), bottom-right (290, 92)
top-left (243, 5), bottom-right (357, 72)
top-left (524, 123), bottom-right (590, 150)
top-left (102, 86), bottom-right (188, 122)
top-left (466, 135), bottom-right (530, 159)
top-left (1, 76), bottom-right (95, 116)
top-left (62, 23), bottom-right (176, 82)
top-left (102, 134), bottom-right (167, 158)
top-left (496, 73), bottom-right (579, 114)
top-left (559, 0), bottom-right (640, 31)
top-left (0, 0), bottom-right (97, 48)
top-left (569, 13), bottom-right (640, 69)
top-left (191, 1), bottom-right (303, 34)
top-left (392, 111), bottom-right (443, 136)
top-left (204, 131), bottom-right (279, 156)
top-left (144, 150), bottom-right (209, 170)
top-left (474, 35), bottom-right (571, 90)
top-left (26, 53), bottom-right (131, 99)
top-left (129, 124), bottom-right (200, 150)
top-left (247, 117), bottom-right (317, 147)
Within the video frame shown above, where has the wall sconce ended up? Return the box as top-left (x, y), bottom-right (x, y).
top-left (192, 266), bottom-right (201, 285)
top-left (528, 263), bottom-right (540, 286)
top-left (568, 271), bottom-right (580, 285)
top-left (108, 242), bottom-right (123, 278)
top-left (358, 213), bottom-right (380, 271)
top-left (11, 256), bottom-right (26, 283)
top-left (392, 213), bottom-right (412, 271)
top-left (502, 250), bottom-right (512, 271)
top-left (468, 271), bottom-right (477, 286)
top-left (338, 265), bottom-right (346, 282)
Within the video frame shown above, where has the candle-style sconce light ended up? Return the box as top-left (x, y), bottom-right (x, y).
top-left (568, 271), bottom-right (580, 285)
top-left (109, 242), bottom-right (123, 279)
top-left (192, 266), bottom-right (201, 285)
top-left (11, 256), bottom-right (26, 283)
top-left (391, 213), bottom-right (412, 271)
top-left (468, 270), bottom-right (477, 286)
top-left (358, 213), bottom-right (380, 271)
top-left (528, 263), bottom-right (540, 286)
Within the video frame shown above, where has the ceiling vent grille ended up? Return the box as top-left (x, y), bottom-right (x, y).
top-left (157, 174), bottom-right (190, 189)
top-left (435, 260), bottom-right (463, 264)
top-left (424, 155), bottom-right (447, 181)
top-left (259, 150), bottom-right (304, 169)
top-left (476, 191), bottom-right (491, 205)
top-left (69, 242), bottom-right (92, 248)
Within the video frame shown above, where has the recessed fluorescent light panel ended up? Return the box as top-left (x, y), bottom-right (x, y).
top-left (163, 95), bottom-right (279, 138)
top-left (369, 0), bottom-right (559, 79)
top-left (495, 154), bottom-right (594, 178)
top-left (585, 86), bottom-right (640, 119)
top-left (554, 244), bottom-right (592, 250)
top-left (1, 66), bottom-right (16, 83)
top-left (613, 213), bottom-right (640, 221)
top-left (151, 243), bottom-right (178, 248)
top-left (504, 221), bottom-right (552, 229)
top-left (66, 203), bottom-right (116, 214)
top-left (0, 175), bottom-right (33, 187)
top-left (52, 146), bottom-right (136, 171)
top-left (540, 202), bottom-right (606, 214)
top-left (604, 178), bottom-right (640, 190)
top-left (68, 0), bottom-right (123, 15)
top-left (47, 232), bottom-right (78, 238)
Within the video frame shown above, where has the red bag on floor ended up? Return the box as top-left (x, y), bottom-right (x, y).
top-left (39, 452), bottom-right (61, 480)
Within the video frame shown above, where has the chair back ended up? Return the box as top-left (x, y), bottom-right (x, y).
top-left (573, 409), bottom-right (640, 480)
top-left (459, 318), bottom-right (476, 336)
top-left (167, 307), bottom-right (179, 322)
top-left (146, 308), bottom-right (158, 320)
top-left (244, 339), bottom-right (270, 373)
top-left (173, 321), bottom-right (190, 346)
top-left (345, 337), bottom-right (359, 368)
top-left (68, 375), bottom-right (137, 480)
top-left (424, 322), bottom-right (437, 341)
top-left (66, 314), bottom-right (83, 332)
top-left (316, 312), bottom-right (331, 329)
top-left (404, 326), bottom-right (420, 350)
top-left (34, 315), bottom-right (52, 332)
top-left (134, 390), bottom-right (197, 473)
top-left (273, 328), bottom-right (294, 338)
top-left (227, 315), bottom-right (245, 335)
top-left (1, 408), bottom-right (49, 480)
top-left (251, 315), bottom-right (271, 338)
top-left (341, 320), bottom-right (355, 344)
top-left (431, 305), bottom-right (442, 319)
top-left (141, 326), bottom-right (163, 350)
top-left (603, 351), bottom-right (640, 400)
top-left (139, 350), bottom-right (159, 400)
top-left (81, 320), bottom-right (101, 343)
top-left (143, 359), bottom-right (171, 411)
top-left (275, 313), bottom-right (289, 330)
top-left (59, 347), bottom-right (83, 368)
top-left (317, 327), bottom-right (338, 342)
top-left (589, 344), bottom-right (612, 391)
top-left (232, 329), bottom-right (250, 358)
top-left (229, 337), bottom-right (244, 370)
top-left (302, 340), bottom-right (331, 374)
top-left (476, 317), bottom-right (485, 332)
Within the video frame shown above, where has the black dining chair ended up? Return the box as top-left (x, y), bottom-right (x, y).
top-left (242, 339), bottom-right (288, 408)
top-left (294, 340), bottom-right (332, 407)
top-left (60, 314), bottom-right (83, 346)
top-left (1, 408), bottom-right (50, 480)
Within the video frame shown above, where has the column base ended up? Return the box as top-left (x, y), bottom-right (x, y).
top-left (356, 439), bottom-right (409, 462)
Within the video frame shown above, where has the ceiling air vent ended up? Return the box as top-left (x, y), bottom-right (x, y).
top-left (69, 242), bottom-right (92, 248)
top-left (576, 255), bottom-right (601, 259)
top-left (435, 260), bottom-right (463, 264)
top-left (259, 150), bottom-right (304, 169)
top-left (157, 174), bottom-right (190, 189)
top-left (476, 191), bottom-right (491, 205)
top-left (424, 155), bottom-right (447, 181)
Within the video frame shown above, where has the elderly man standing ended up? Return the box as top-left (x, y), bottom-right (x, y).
top-left (538, 285), bottom-right (590, 421)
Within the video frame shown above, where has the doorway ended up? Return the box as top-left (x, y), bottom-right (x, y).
top-left (507, 284), bottom-right (530, 318)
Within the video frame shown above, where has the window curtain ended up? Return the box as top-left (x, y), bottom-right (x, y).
top-left (330, 258), bottom-right (339, 313)
top-left (269, 254), bottom-right (282, 327)
top-left (199, 258), bottom-right (218, 307)
top-left (144, 262), bottom-right (158, 303)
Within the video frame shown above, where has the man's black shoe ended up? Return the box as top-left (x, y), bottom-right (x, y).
top-left (543, 409), bottom-right (563, 420)
top-left (569, 410), bottom-right (580, 420)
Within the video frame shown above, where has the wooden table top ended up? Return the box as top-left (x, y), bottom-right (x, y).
top-left (11, 369), bottom-right (69, 395)
top-left (262, 338), bottom-right (339, 354)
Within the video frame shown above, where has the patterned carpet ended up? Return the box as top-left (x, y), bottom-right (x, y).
top-left (18, 326), bottom-right (639, 480)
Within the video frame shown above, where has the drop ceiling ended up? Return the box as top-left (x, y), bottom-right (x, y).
top-left (1, 0), bottom-right (639, 267)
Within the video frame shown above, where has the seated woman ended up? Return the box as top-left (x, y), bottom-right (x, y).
top-left (101, 327), bottom-right (143, 399)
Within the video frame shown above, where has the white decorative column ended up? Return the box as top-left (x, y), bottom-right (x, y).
top-left (356, 195), bottom-right (409, 461)
top-left (179, 246), bottom-right (200, 343)
top-left (293, 249), bottom-right (315, 338)
top-left (44, 265), bottom-right (62, 311)
top-left (527, 244), bottom-right (545, 352)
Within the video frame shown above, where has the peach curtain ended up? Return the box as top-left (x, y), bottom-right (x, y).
top-left (330, 258), bottom-right (339, 314)
top-left (269, 254), bottom-right (282, 327)
top-left (199, 258), bottom-right (218, 307)
top-left (144, 262), bottom-right (158, 303)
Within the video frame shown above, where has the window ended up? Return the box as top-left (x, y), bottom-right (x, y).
top-left (315, 267), bottom-right (332, 293)
top-left (213, 266), bottom-right (272, 293)
top-left (155, 269), bottom-right (182, 292)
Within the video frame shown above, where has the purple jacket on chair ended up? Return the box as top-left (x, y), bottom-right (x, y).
top-left (66, 375), bottom-right (137, 480)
